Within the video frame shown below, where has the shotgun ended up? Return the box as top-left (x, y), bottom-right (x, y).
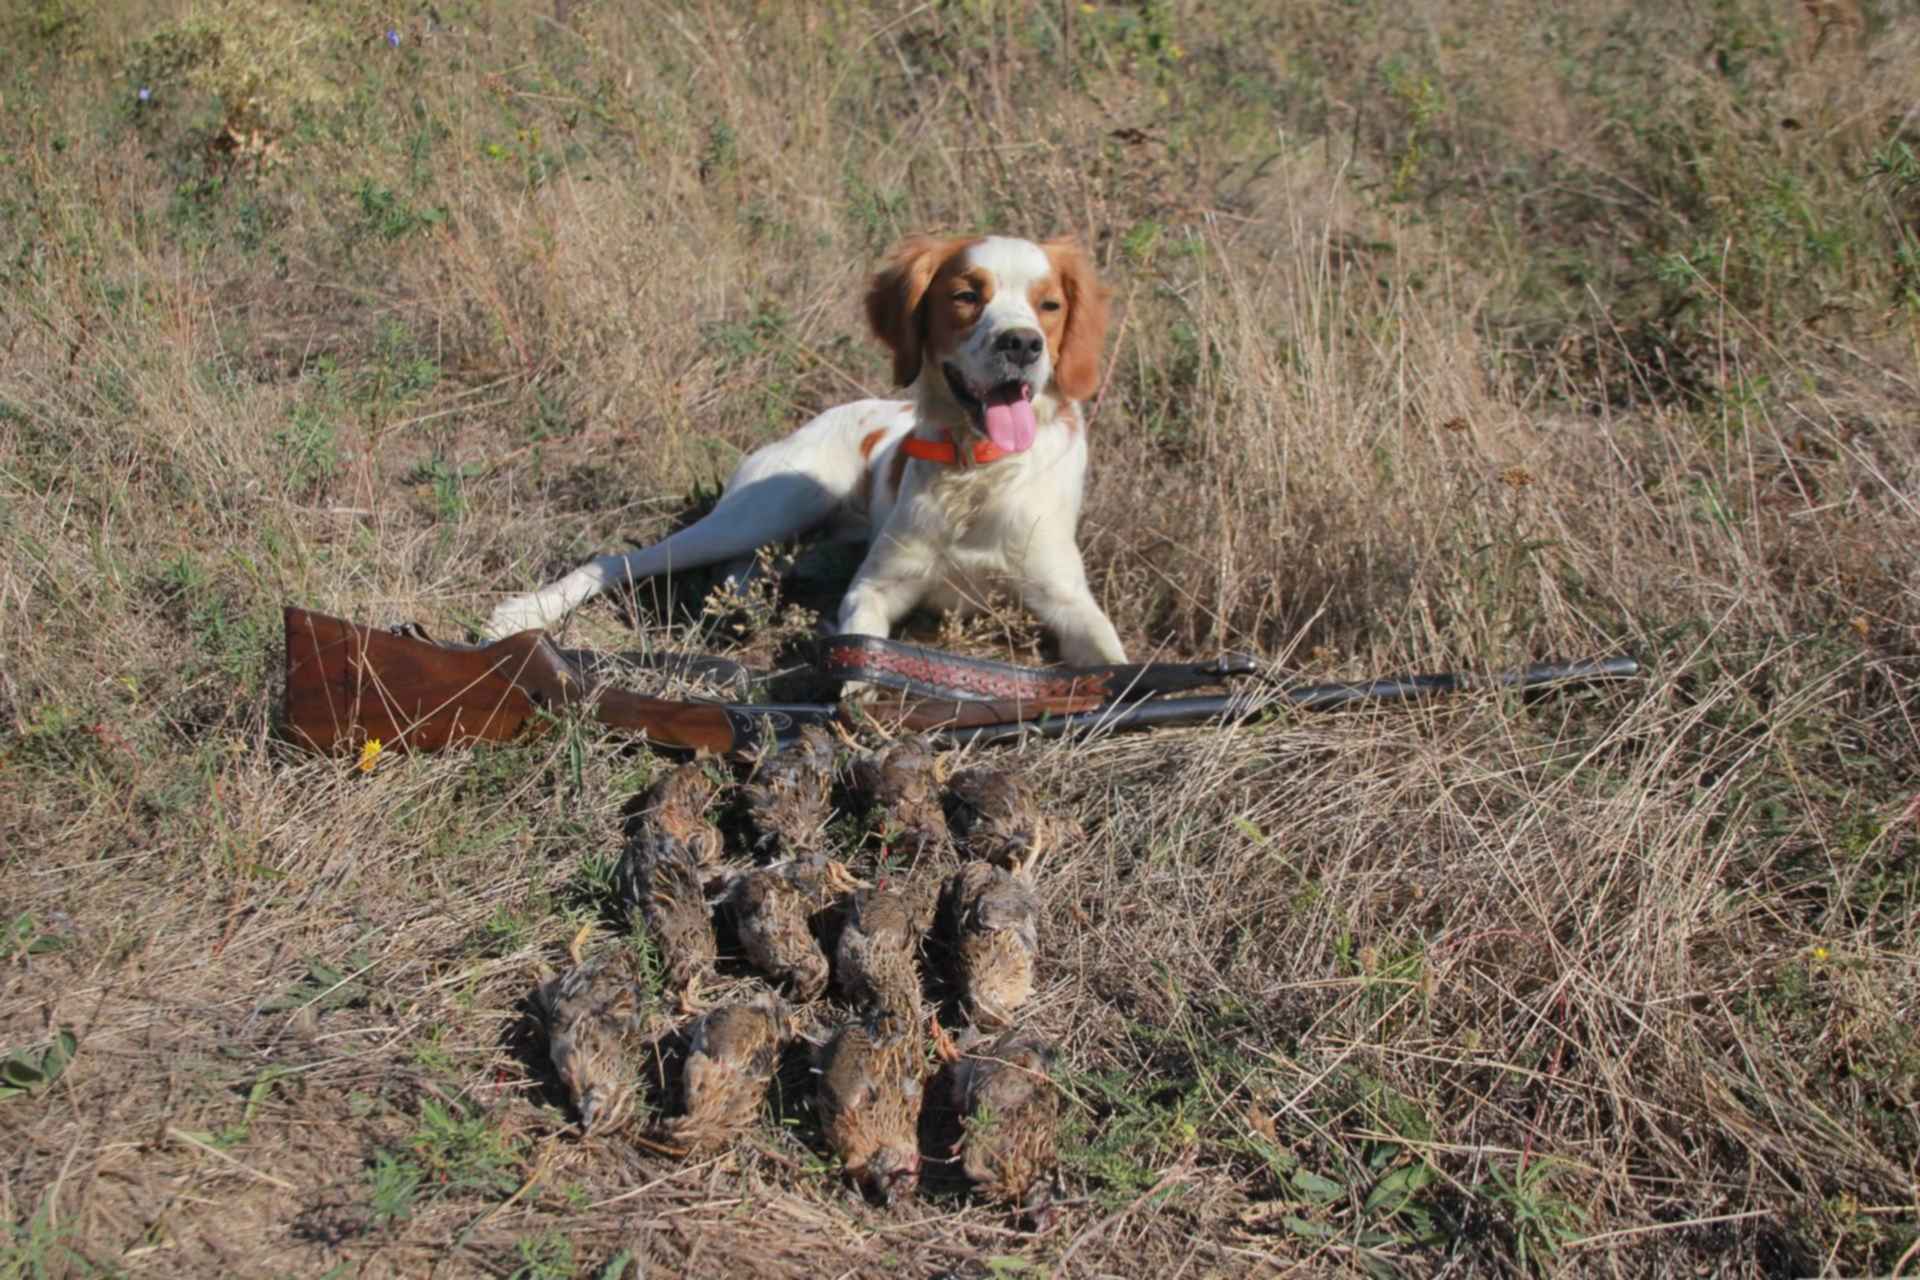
top-left (281, 606), bottom-right (1640, 759)
top-left (281, 607), bottom-right (1104, 758)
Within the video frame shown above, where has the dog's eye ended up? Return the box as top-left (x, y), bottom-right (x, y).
top-left (953, 289), bottom-right (980, 304)
top-left (1039, 299), bottom-right (1063, 312)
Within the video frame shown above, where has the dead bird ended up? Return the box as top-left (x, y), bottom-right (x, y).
top-left (934, 1024), bottom-right (1062, 1228)
top-left (652, 992), bottom-right (794, 1152)
top-left (939, 858), bottom-right (1040, 1028)
top-left (849, 734), bottom-right (949, 861)
top-left (814, 1010), bottom-right (925, 1205)
top-left (727, 857), bottom-right (859, 1001)
top-left (534, 926), bottom-right (657, 1136)
top-left (945, 767), bottom-right (1058, 870)
top-left (640, 762), bottom-right (725, 868)
top-left (615, 828), bottom-right (717, 1012)
top-left (741, 724), bottom-right (838, 858)
top-left (834, 885), bottom-right (924, 1022)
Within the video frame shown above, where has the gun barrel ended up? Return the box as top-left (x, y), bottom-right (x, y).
top-left (932, 656), bottom-right (1641, 747)
top-left (1282, 656), bottom-right (1641, 711)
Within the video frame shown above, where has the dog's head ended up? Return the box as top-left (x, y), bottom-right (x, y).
top-left (865, 234), bottom-right (1111, 456)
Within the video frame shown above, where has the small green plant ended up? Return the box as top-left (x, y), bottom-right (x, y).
top-left (1058, 1063), bottom-right (1203, 1205)
top-left (563, 848), bottom-right (623, 919)
top-left (0, 1200), bottom-right (89, 1276)
top-left (1480, 1157), bottom-right (1590, 1273)
top-left (354, 179), bottom-right (447, 241)
top-left (0, 1028), bottom-right (77, 1101)
top-left (274, 403), bottom-right (339, 497)
top-left (595, 1250), bottom-right (637, 1280)
top-left (155, 552), bottom-right (266, 685)
top-left (1381, 59), bottom-right (1444, 201)
top-left (372, 319), bottom-right (441, 401)
top-left (173, 1066), bottom-right (292, 1151)
top-left (408, 1096), bottom-right (524, 1196)
top-left (3, 913), bottom-right (71, 962)
top-left (260, 956), bottom-right (371, 1015)
top-left (479, 905), bottom-right (533, 957)
top-left (700, 119), bottom-right (738, 181)
top-left (508, 1231), bottom-right (575, 1280)
top-left (405, 455), bottom-right (484, 522)
top-left (409, 1025), bottom-right (459, 1078)
top-left (365, 1150), bottom-right (423, 1224)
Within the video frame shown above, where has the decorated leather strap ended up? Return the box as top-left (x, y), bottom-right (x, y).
top-left (813, 634), bottom-right (1260, 703)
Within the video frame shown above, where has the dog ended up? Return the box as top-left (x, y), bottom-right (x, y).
top-left (483, 234), bottom-right (1128, 666)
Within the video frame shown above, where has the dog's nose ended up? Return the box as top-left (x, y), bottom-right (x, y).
top-left (993, 328), bottom-right (1045, 367)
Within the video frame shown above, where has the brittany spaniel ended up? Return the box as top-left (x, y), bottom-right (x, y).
top-left (483, 234), bottom-right (1127, 665)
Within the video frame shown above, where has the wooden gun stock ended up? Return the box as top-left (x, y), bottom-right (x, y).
top-left (281, 608), bottom-right (1099, 758)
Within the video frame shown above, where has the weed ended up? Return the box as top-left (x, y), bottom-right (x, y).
top-left (0, 1028), bottom-right (77, 1101)
top-left (2, 913), bottom-right (71, 962)
top-left (478, 905), bottom-right (533, 957)
top-left (260, 956), bottom-right (372, 1016)
top-left (354, 180), bottom-right (448, 242)
top-left (0, 1200), bottom-right (94, 1277)
top-left (365, 1150), bottom-right (423, 1225)
top-left (508, 1232), bottom-right (575, 1280)
top-left (406, 455), bottom-right (484, 522)
top-left (274, 403), bottom-right (340, 498)
top-left (407, 1096), bottom-right (524, 1197)
top-left (1478, 1158), bottom-right (1590, 1272)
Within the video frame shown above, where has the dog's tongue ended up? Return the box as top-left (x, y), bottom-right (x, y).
top-left (982, 384), bottom-right (1037, 455)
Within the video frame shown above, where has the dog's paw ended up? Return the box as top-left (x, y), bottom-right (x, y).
top-left (483, 596), bottom-right (555, 640)
top-left (835, 679), bottom-right (880, 704)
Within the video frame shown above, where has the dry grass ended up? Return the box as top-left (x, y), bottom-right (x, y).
top-left (3, 0), bottom-right (1918, 1275)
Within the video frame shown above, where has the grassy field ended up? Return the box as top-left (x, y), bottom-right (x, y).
top-left (3, 0), bottom-right (1918, 1274)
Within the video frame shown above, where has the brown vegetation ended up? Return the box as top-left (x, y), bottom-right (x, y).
top-left (2, 0), bottom-right (1916, 1275)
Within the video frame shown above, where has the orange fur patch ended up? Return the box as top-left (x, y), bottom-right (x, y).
top-left (864, 235), bottom-right (981, 386)
top-left (1041, 239), bottom-right (1111, 404)
top-left (922, 261), bottom-right (991, 367)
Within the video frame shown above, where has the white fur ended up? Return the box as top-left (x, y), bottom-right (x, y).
top-left (484, 237), bottom-right (1126, 665)
top-left (948, 236), bottom-right (1052, 394)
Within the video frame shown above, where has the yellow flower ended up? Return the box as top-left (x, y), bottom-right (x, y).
top-left (1811, 944), bottom-right (1829, 962)
top-left (358, 738), bottom-right (383, 774)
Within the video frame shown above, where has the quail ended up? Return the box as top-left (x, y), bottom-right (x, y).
top-left (534, 926), bottom-right (655, 1136)
top-left (834, 886), bottom-right (924, 1022)
top-left (727, 858), bottom-right (855, 1001)
top-left (615, 829), bottom-right (717, 1012)
top-left (935, 1025), bottom-right (1062, 1227)
top-left (640, 762), bottom-right (725, 868)
top-left (945, 767), bottom-right (1056, 870)
top-left (850, 734), bottom-right (949, 861)
top-left (741, 724), bottom-right (838, 859)
top-left (655, 992), bottom-right (793, 1152)
top-left (940, 859), bottom-right (1040, 1028)
top-left (815, 1010), bottom-right (924, 1205)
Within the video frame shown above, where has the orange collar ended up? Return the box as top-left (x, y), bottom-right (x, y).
top-left (900, 431), bottom-right (1010, 466)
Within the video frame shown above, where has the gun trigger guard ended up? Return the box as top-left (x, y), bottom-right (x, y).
top-left (388, 621), bottom-right (435, 642)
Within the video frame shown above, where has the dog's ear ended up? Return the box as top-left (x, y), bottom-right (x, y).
top-left (865, 235), bottom-right (959, 387)
top-left (1043, 237), bottom-right (1111, 403)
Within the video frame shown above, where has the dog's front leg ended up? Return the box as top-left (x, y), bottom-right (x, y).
top-left (1020, 559), bottom-right (1127, 665)
top-left (836, 546), bottom-right (931, 640)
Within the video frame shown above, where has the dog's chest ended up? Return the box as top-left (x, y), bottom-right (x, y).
top-left (915, 460), bottom-right (1073, 580)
